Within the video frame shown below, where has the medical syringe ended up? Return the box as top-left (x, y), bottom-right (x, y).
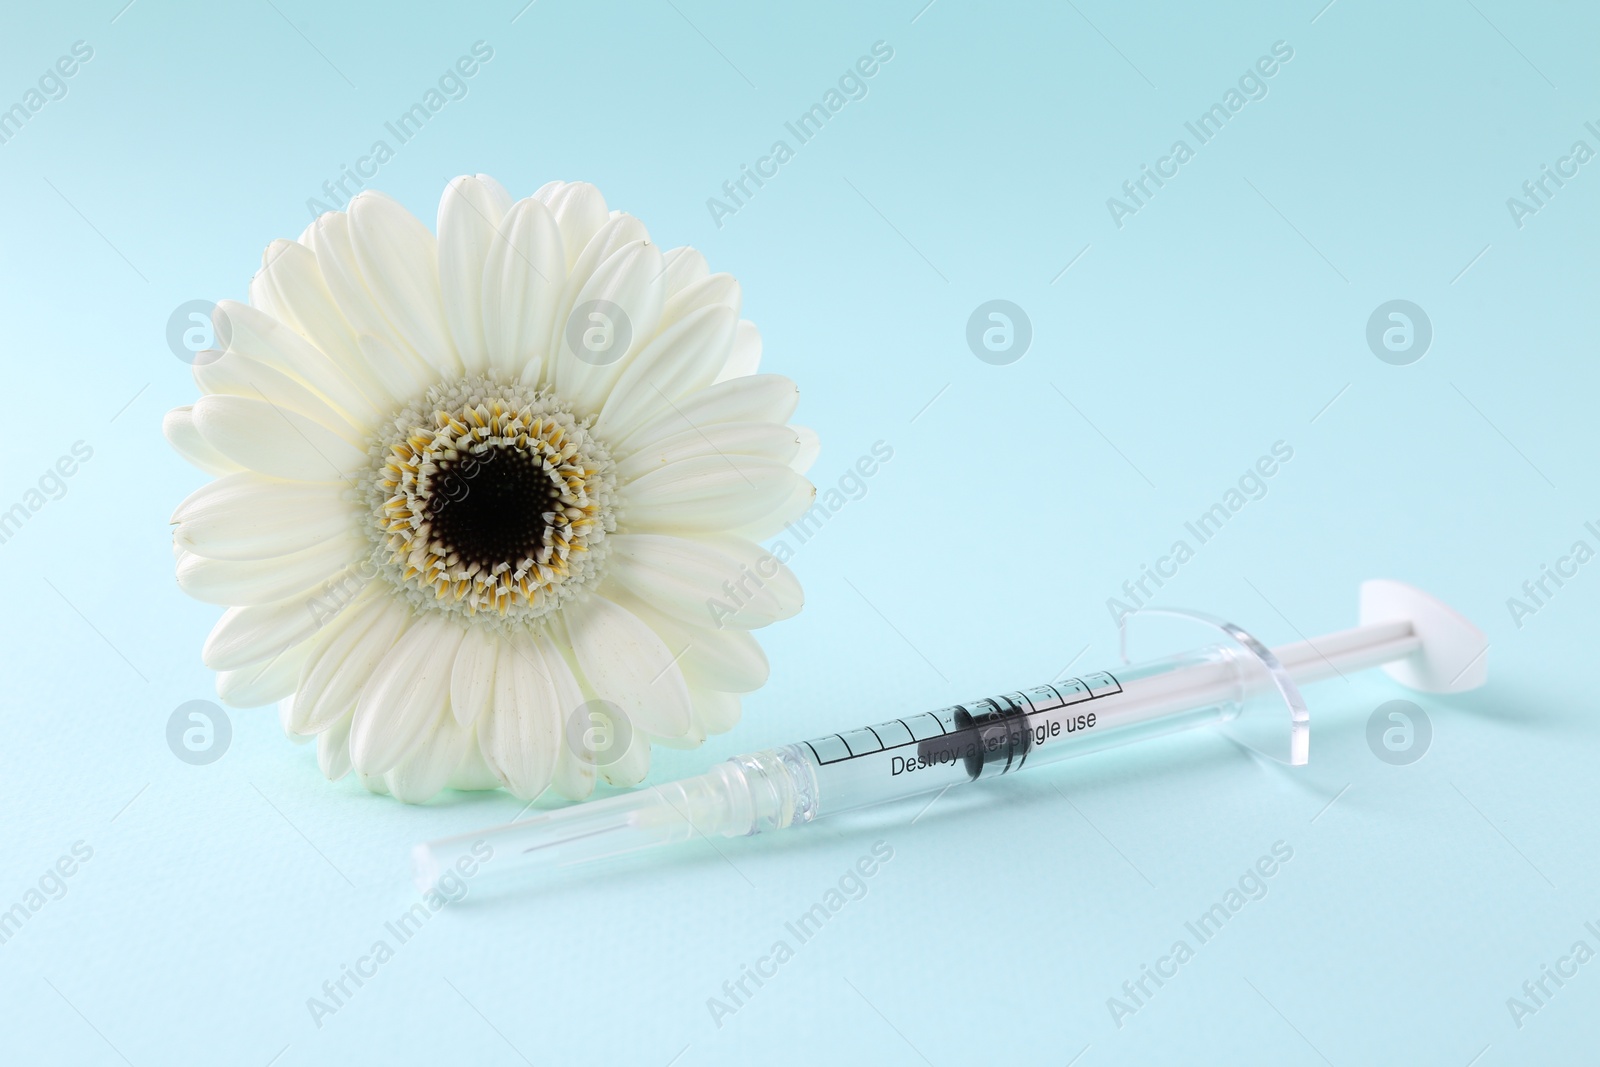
top-left (414, 580), bottom-right (1487, 890)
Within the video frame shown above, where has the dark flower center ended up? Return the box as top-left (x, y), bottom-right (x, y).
top-left (427, 447), bottom-right (561, 571)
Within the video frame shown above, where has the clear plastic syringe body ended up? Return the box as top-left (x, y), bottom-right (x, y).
top-left (414, 644), bottom-right (1252, 888)
top-left (789, 647), bottom-right (1245, 817)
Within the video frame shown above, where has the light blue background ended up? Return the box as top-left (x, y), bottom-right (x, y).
top-left (1, 0), bottom-right (1595, 1063)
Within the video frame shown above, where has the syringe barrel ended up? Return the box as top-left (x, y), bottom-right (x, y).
top-left (414, 645), bottom-right (1255, 888)
top-left (784, 644), bottom-right (1249, 821)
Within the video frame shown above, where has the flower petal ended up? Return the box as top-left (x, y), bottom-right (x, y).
top-left (164, 406), bottom-right (243, 476)
top-left (481, 196), bottom-right (564, 381)
top-left (683, 630), bottom-right (769, 693)
top-left (294, 587), bottom-right (409, 733)
top-left (355, 333), bottom-right (433, 408)
top-left (213, 299), bottom-right (382, 428)
top-left (249, 240), bottom-right (388, 409)
top-left (790, 425), bottom-right (820, 474)
top-left (349, 191), bottom-right (460, 379)
top-left (692, 688), bottom-right (741, 736)
top-left (716, 320), bottom-right (763, 383)
top-left (561, 213), bottom-right (649, 291)
top-left (385, 711), bottom-right (474, 803)
top-left (613, 422), bottom-right (800, 481)
top-left (302, 211), bottom-right (398, 351)
top-left (172, 473), bottom-right (352, 562)
top-left (532, 180), bottom-right (609, 271)
top-left (350, 614), bottom-right (466, 776)
top-left (193, 339), bottom-right (365, 440)
top-left (658, 272), bottom-right (740, 332)
top-left (449, 623), bottom-right (498, 729)
top-left (215, 641), bottom-right (311, 708)
top-left (610, 374), bottom-right (800, 456)
top-left (619, 455), bottom-right (807, 533)
top-left (598, 727), bottom-right (651, 787)
top-left (318, 711), bottom-right (354, 780)
top-left (446, 734), bottom-right (503, 792)
top-left (544, 639), bottom-right (596, 801)
top-left (275, 696), bottom-right (305, 741)
top-left (594, 304), bottom-right (737, 438)
top-left (654, 716), bottom-right (706, 751)
top-left (659, 246), bottom-right (709, 298)
top-left (604, 588), bottom-right (770, 693)
top-left (728, 476), bottom-right (818, 541)
top-left (564, 593), bottom-right (691, 738)
top-left (202, 583), bottom-right (348, 671)
top-left (191, 394), bottom-right (367, 481)
top-left (437, 174), bottom-right (513, 377)
top-left (606, 534), bottom-right (802, 630)
top-left (478, 634), bottom-right (562, 799)
top-left (550, 236), bottom-right (665, 415)
top-left (177, 533), bottom-right (367, 605)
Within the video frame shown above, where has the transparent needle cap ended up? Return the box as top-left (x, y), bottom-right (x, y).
top-left (413, 751), bottom-right (814, 891)
top-left (1119, 608), bottom-right (1309, 766)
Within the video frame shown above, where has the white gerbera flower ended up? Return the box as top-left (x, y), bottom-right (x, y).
top-left (165, 176), bottom-right (817, 803)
